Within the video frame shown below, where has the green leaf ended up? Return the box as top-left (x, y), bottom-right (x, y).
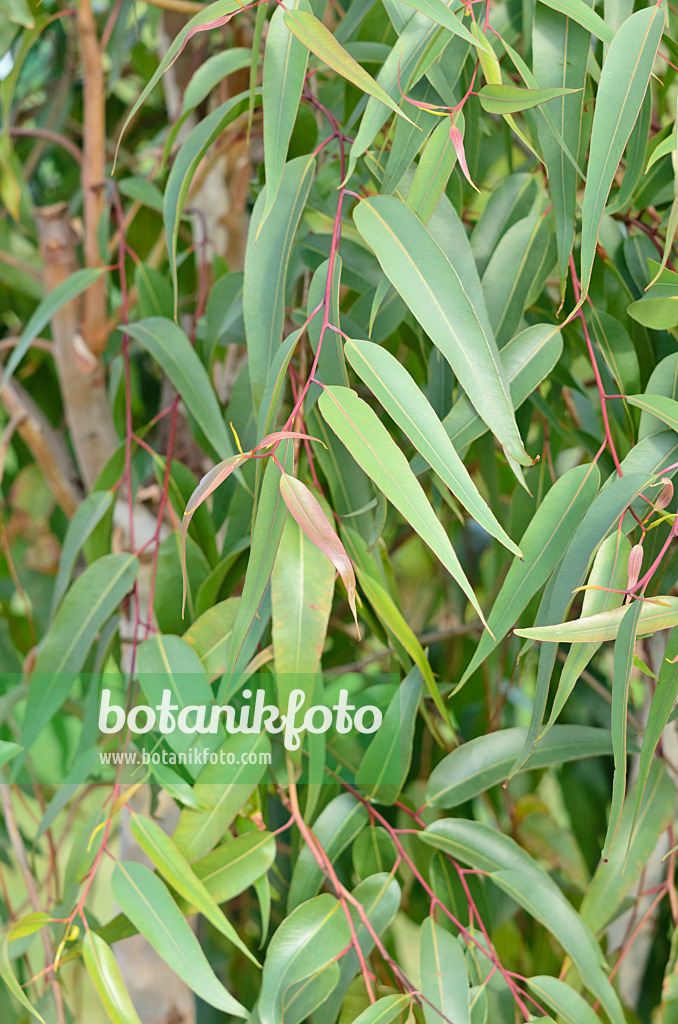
top-left (271, 497), bottom-right (335, 691)
top-left (126, 318), bottom-right (234, 461)
top-left (481, 215), bottom-right (555, 346)
top-left (579, 5), bottom-right (664, 297)
top-left (130, 813), bottom-right (259, 966)
top-left (588, 309), bottom-right (640, 396)
top-left (184, 597), bottom-right (240, 677)
top-left (2, 0), bottom-right (33, 27)
top-left (420, 916), bottom-right (469, 1024)
top-left (1, 924), bottom-right (46, 1023)
top-left (244, 155), bottom-right (315, 412)
top-left (352, 995), bottom-right (413, 1024)
top-left (478, 83), bottom-right (580, 114)
top-left (425, 725), bottom-right (613, 808)
top-left (458, 463), bottom-right (600, 687)
top-left (20, 553), bottom-right (138, 754)
top-left (356, 665), bottom-right (422, 804)
top-left (527, 975), bottom-right (608, 1024)
top-left (164, 91), bottom-right (252, 303)
top-left (180, 47), bottom-right (252, 115)
top-left (191, 830), bottom-right (276, 905)
top-left (606, 600), bottom-right (642, 858)
top-left (0, 740), bottom-right (21, 768)
top-left (471, 173), bottom-right (538, 276)
top-left (173, 730), bottom-right (272, 863)
top-left (536, 0), bottom-right (614, 42)
top-left (318, 385), bottom-right (486, 623)
top-left (260, 0), bottom-right (311, 230)
top-left (353, 195), bottom-right (530, 466)
top-left (223, 441), bottom-right (293, 678)
top-left (515, 595), bottom-right (678, 642)
top-left (258, 894), bottom-right (351, 1024)
top-left (283, 10), bottom-right (416, 128)
top-left (345, 338), bottom-right (521, 557)
top-left (533, 2), bottom-right (591, 293)
top-left (628, 283), bottom-right (678, 329)
top-left (638, 356), bottom-right (678, 439)
top-left (112, 860), bottom-right (248, 1017)
top-left (400, 0), bottom-right (489, 49)
top-left (51, 490), bottom-right (114, 617)
top-left (116, 0), bottom-right (248, 155)
top-left (580, 763), bottom-right (676, 935)
top-left (407, 115), bottom-right (461, 224)
top-left (287, 794), bottom-right (369, 910)
top-left (0, 267), bottom-right (107, 389)
top-left (83, 931), bottom-right (143, 1024)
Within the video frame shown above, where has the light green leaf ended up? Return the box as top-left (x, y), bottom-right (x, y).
top-left (407, 115), bottom-right (461, 223)
top-left (353, 195), bottom-right (530, 466)
top-left (357, 666), bottom-right (422, 804)
top-left (51, 490), bottom-right (114, 617)
top-left (20, 553), bottom-right (138, 754)
top-left (319, 385), bottom-right (486, 623)
top-left (181, 48), bottom-right (252, 115)
top-left (352, 995), bottom-right (413, 1024)
top-left (244, 155), bottom-right (315, 412)
top-left (536, 0), bottom-right (614, 42)
top-left (83, 931), bottom-right (143, 1024)
top-left (628, 283), bottom-right (678, 330)
top-left (458, 463), bottom-right (600, 688)
top-left (482, 215), bottom-right (555, 346)
top-left (1, 924), bottom-right (46, 1023)
top-left (184, 597), bottom-right (240, 678)
top-left (514, 595), bottom-right (678, 643)
top-left (258, 894), bottom-right (351, 1024)
top-left (112, 860), bottom-right (248, 1017)
top-left (419, 916), bottom-right (469, 1024)
top-left (579, 5), bottom-right (664, 297)
top-left (471, 173), bottom-right (538, 275)
top-left (527, 975), bottom-right (608, 1024)
top-left (130, 813), bottom-right (259, 966)
top-left (1, 267), bottom-right (107, 389)
top-left (191, 830), bottom-right (276, 905)
top-left (479, 83), bottom-right (580, 114)
top-left (283, 9), bottom-right (415, 128)
top-left (345, 338), bottom-right (521, 557)
top-left (425, 726), bottom-right (613, 808)
top-left (260, 0), bottom-right (311, 229)
top-left (400, 0), bottom-right (489, 50)
top-left (126, 318), bottom-right (234, 461)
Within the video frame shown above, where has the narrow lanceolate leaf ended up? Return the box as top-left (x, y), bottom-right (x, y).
top-left (602, 599), bottom-right (643, 858)
top-left (165, 92), bottom-right (251, 304)
top-left (419, 917), bottom-right (469, 1024)
top-left (532, 4), bottom-right (590, 294)
top-left (357, 666), bottom-right (422, 805)
top-left (258, 894), bottom-right (351, 1024)
top-left (346, 339), bottom-right (521, 557)
top-left (116, 0), bottom-right (247, 156)
top-left (288, 795), bottom-right (369, 910)
top-left (515, 596), bottom-right (678, 643)
top-left (1, 267), bottom-right (107, 389)
top-left (319, 385), bottom-right (486, 624)
top-left (478, 83), bottom-right (580, 114)
top-left (283, 10), bottom-right (415, 126)
top-left (20, 553), bottom-right (138, 755)
top-left (126, 318), bottom-right (234, 461)
top-left (407, 116), bottom-right (461, 223)
top-left (1, 923), bottom-right (46, 1023)
top-left (279, 472), bottom-right (358, 634)
top-left (244, 155), bottom-right (315, 413)
top-left (528, 976), bottom-right (609, 1024)
top-left (353, 195), bottom-right (530, 466)
top-left (181, 453), bottom-right (250, 614)
top-left (628, 285), bottom-right (678, 329)
top-left (425, 725), bottom-right (613, 808)
top-left (536, 0), bottom-right (614, 42)
top-left (83, 931), bottom-right (143, 1024)
top-left (130, 813), bottom-right (259, 966)
top-left (352, 995), bottom-right (413, 1024)
top-left (399, 0), bottom-right (490, 50)
top-left (260, 0), bottom-right (310, 230)
top-left (112, 861), bottom-right (248, 1017)
top-left (458, 463), bottom-right (599, 688)
top-left (579, 5), bottom-right (664, 298)
top-left (51, 489), bottom-right (114, 617)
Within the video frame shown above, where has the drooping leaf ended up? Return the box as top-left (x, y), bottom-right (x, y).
top-left (628, 284), bottom-right (678, 330)
top-left (353, 195), bottom-right (530, 466)
top-left (579, 5), bottom-right (664, 298)
top-left (419, 916), bottom-right (469, 1024)
top-left (345, 338), bottom-right (521, 556)
top-left (352, 995), bottom-right (413, 1024)
top-left (50, 490), bottom-right (114, 617)
top-left (318, 385), bottom-right (486, 624)
top-left (478, 83), bottom-right (580, 114)
top-left (287, 794), bottom-right (369, 910)
top-left (536, 0), bottom-right (614, 41)
top-left (83, 931), bottom-right (143, 1024)
top-left (112, 860), bottom-right (248, 1017)
top-left (356, 665), bottom-right (422, 804)
top-left (515, 595), bottom-right (678, 643)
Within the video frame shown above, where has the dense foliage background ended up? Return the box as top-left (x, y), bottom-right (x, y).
top-left (1, 0), bottom-right (678, 1020)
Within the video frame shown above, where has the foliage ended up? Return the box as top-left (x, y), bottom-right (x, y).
top-left (0, 0), bottom-right (678, 1021)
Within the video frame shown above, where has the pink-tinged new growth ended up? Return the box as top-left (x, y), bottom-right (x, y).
top-left (627, 543), bottom-right (644, 592)
top-left (655, 477), bottom-right (674, 511)
top-left (253, 429), bottom-right (323, 453)
top-left (279, 472), bottom-right (360, 638)
top-left (181, 452), bottom-right (250, 616)
top-left (449, 120), bottom-right (478, 192)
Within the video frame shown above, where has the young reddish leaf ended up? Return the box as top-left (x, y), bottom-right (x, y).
top-left (655, 477), bottom-right (674, 511)
top-left (253, 429), bottom-right (323, 453)
top-left (182, 453), bottom-right (250, 616)
top-left (278, 472), bottom-right (360, 637)
top-left (449, 121), bottom-right (478, 192)
top-left (627, 544), bottom-right (643, 591)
